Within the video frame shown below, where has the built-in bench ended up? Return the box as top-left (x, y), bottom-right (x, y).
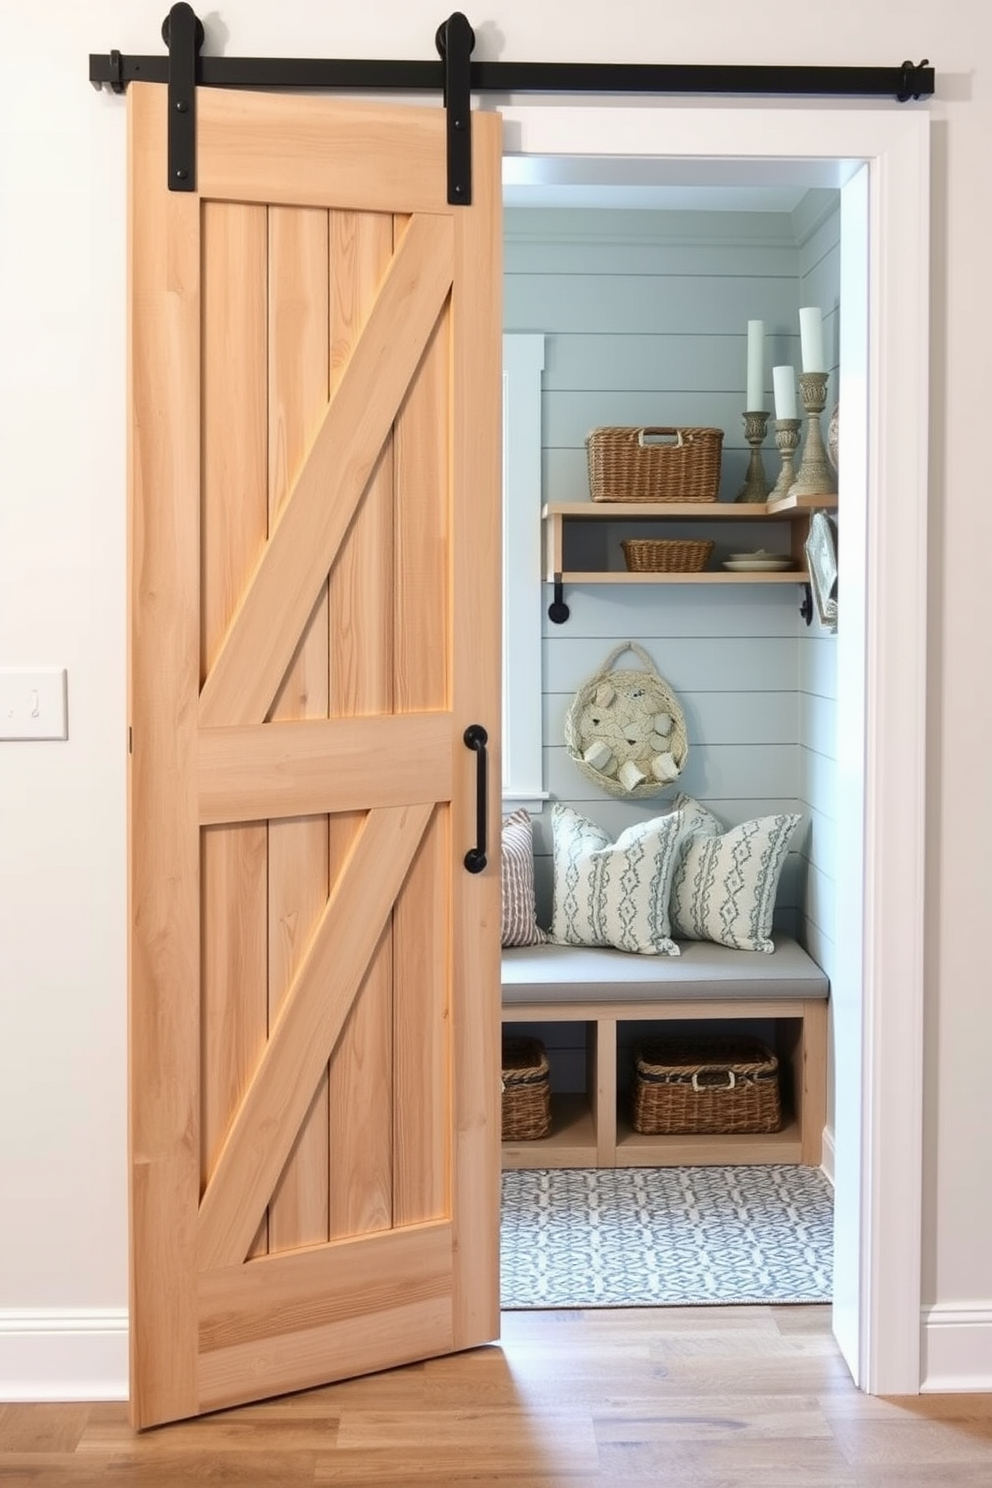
top-left (500, 936), bottom-right (829, 1170)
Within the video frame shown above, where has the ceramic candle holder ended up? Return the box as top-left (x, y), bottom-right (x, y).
top-left (770, 418), bottom-right (802, 500)
top-left (791, 373), bottom-right (837, 498)
top-left (735, 410), bottom-right (771, 503)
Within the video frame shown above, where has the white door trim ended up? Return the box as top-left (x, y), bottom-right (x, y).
top-left (496, 101), bottom-right (930, 1395)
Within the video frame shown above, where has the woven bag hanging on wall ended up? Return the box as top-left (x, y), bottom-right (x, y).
top-left (563, 641), bottom-right (688, 799)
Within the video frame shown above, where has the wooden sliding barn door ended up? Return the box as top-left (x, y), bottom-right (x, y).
top-left (127, 82), bottom-right (502, 1428)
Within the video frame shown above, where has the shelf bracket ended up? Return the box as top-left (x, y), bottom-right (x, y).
top-left (799, 582), bottom-right (814, 626)
top-left (548, 576), bottom-right (570, 625)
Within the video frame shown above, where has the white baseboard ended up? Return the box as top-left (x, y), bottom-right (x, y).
top-left (820, 1124), bottom-right (836, 1187)
top-left (6, 1297), bottom-right (990, 1400)
top-left (0, 1309), bottom-right (128, 1401)
top-left (921, 1306), bottom-right (992, 1392)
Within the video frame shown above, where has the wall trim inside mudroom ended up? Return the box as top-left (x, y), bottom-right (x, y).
top-left (496, 100), bottom-right (930, 1396)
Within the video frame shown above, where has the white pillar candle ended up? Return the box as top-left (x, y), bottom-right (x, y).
top-left (799, 307), bottom-right (826, 373)
top-left (746, 319), bottom-right (765, 409)
top-left (772, 365), bottom-right (797, 420)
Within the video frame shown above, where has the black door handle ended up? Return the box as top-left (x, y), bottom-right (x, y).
top-left (463, 724), bottom-right (488, 873)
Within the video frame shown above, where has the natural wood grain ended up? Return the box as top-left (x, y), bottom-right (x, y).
top-left (393, 274), bottom-right (449, 715)
top-left (325, 208), bottom-right (397, 1242)
top-left (197, 804), bottom-right (433, 1271)
top-left (501, 996), bottom-right (825, 1171)
top-left (541, 495), bottom-right (841, 585)
top-left (393, 810), bottom-right (450, 1228)
top-left (799, 997), bottom-right (829, 1165)
top-left (448, 107), bottom-right (504, 1354)
top-left (198, 212), bottom-right (454, 729)
top-left (9, 1309), bottom-right (992, 1485)
top-left (127, 83), bottom-right (503, 1424)
top-left (266, 203), bottom-right (332, 1254)
top-left (199, 196), bottom-right (270, 1270)
top-left (196, 1227), bottom-right (454, 1414)
top-left (197, 89), bottom-right (448, 214)
top-left (127, 80), bottom-right (202, 1430)
top-left (197, 715), bottom-right (453, 824)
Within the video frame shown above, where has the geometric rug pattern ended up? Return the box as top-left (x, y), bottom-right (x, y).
top-left (500, 1165), bottom-right (833, 1308)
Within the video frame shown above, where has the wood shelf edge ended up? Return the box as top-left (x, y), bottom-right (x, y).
top-left (543, 570), bottom-right (810, 585)
top-left (544, 495), bottom-right (837, 520)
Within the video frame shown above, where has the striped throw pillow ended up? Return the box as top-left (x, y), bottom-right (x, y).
top-left (501, 809), bottom-right (548, 948)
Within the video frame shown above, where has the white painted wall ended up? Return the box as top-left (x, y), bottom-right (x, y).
top-left (1, 0), bottom-right (989, 1398)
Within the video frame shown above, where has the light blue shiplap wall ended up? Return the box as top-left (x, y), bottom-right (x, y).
top-left (502, 199), bottom-right (840, 1097)
top-left (794, 195), bottom-right (841, 976)
top-left (795, 196), bottom-right (842, 1138)
top-left (504, 202), bottom-right (842, 924)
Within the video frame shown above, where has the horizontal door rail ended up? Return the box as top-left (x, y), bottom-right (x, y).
top-left (88, 5), bottom-right (933, 201)
top-left (89, 49), bottom-right (934, 103)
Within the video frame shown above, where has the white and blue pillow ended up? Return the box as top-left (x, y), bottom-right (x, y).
top-left (550, 802), bottom-right (685, 956)
top-left (669, 794), bottom-right (802, 954)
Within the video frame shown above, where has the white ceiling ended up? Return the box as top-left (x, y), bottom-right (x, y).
top-left (501, 154), bottom-right (853, 210)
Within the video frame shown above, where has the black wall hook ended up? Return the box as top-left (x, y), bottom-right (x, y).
top-left (548, 577), bottom-right (570, 625)
top-left (800, 582), bottom-right (814, 626)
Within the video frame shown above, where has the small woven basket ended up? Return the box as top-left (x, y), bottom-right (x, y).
top-left (502, 1036), bottom-right (552, 1141)
top-left (631, 1035), bottom-right (781, 1136)
top-left (587, 426), bottom-right (724, 504)
top-left (621, 538), bottom-right (714, 574)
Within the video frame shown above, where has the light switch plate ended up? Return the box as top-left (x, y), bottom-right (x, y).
top-left (0, 668), bottom-right (68, 740)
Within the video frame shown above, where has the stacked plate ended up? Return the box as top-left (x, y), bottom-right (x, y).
top-left (722, 549), bottom-right (794, 573)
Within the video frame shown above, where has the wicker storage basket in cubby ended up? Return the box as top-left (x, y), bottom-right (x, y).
top-left (587, 426), bottom-right (723, 504)
top-left (621, 537), bottom-right (715, 573)
top-left (631, 1035), bottom-right (781, 1136)
top-left (501, 1036), bottom-right (552, 1140)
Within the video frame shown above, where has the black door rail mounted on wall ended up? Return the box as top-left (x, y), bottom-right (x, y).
top-left (89, 4), bottom-right (934, 203)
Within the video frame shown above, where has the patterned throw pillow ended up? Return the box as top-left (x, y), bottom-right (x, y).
top-left (669, 798), bottom-right (802, 953)
top-left (501, 809), bottom-right (548, 948)
top-left (550, 802), bottom-right (685, 956)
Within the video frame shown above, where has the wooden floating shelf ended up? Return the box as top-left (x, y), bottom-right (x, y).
top-left (542, 493), bottom-right (838, 610)
top-left (551, 569), bottom-right (810, 584)
top-left (542, 493), bottom-right (838, 521)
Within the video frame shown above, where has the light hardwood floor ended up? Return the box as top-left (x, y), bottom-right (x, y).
top-left (3, 1306), bottom-right (992, 1485)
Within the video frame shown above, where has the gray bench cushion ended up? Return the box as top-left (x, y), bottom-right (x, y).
top-left (501, 936), bottom-right (828, 1004)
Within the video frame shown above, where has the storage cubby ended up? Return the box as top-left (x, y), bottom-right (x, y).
top-left (501, 995), bottom-right (827, 1171)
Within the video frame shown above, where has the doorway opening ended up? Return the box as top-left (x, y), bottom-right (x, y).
top-left (495, 99), bottom-right (929, 1394)
top-left (499, 157), bottom-right (842, 1316)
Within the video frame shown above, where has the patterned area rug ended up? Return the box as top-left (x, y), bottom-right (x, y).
top-left (500, 1165), bottom-right (833, 1308)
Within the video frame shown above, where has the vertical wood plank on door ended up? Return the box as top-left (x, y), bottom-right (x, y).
top-left (127, 83), bottom-right (202, 1426)
top-left (266, 206), bottom-right (332, 1252)
top-left (392, 287), bottom-right (451, 1227)
top-left (326, 211), bottom-right (397, 1240)
top-left (393, 807), bottom-right (449, 1225)
top-left (199, 201), bottom-right (270, 1261)
top-left (449, 112), bottom-right (503, 1346)
top-left (394, 305), bottom-right (449, 718)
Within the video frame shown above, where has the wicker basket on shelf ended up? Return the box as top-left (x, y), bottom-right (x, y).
top-left (587, 426), bottom-right (724, 504)
top-left (631, 1035), bottom-right (781, 1136)
top-left (502, 1036), bottom-right (552, 1141)
top-left (621, 538), bottom-right (715, 574)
